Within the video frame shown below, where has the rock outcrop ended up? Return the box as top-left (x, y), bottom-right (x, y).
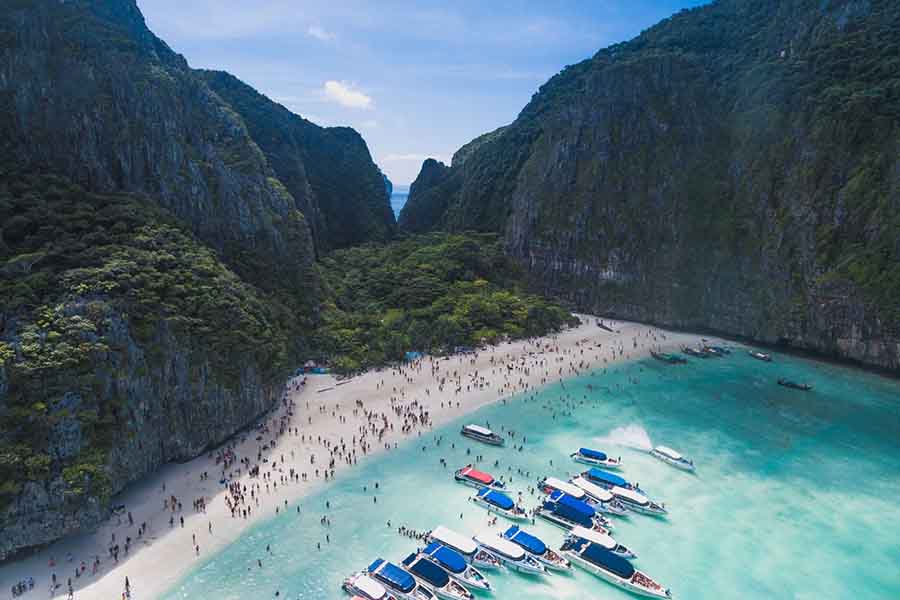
top-left (401, 0), bottom-right (900, 372)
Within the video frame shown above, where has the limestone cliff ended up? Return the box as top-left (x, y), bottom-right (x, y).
top-left (401, 0), bottom-right (900, 371)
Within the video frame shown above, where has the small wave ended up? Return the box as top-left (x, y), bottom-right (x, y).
top-left (597, 424), bottom-right (653, 451)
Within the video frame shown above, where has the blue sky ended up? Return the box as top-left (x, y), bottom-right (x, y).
top-left (138, 0), bottom-right (707, 184)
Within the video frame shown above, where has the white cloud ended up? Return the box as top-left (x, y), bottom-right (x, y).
top-left (307, 25), bottom-right (335, 41)
top-left (323, 80), bottom-right (373, 109)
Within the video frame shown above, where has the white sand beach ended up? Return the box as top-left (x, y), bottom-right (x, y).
top-left (0, 316), bottom-right (719, 600)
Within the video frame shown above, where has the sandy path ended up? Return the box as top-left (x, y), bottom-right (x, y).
top-left (0, 316), bottom-right (715, 600)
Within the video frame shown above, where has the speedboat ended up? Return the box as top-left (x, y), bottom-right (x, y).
top-left (705, 345), bottom-right (731, 355)
top-left (570, 476), bottom-right (629, 516)
top-left (470, 488), bottom-right (529, 521)
top-left (454, 465), bottom-right (506, 490)
top-left (567, 525), bottom-right (635, 559)
top-left (537, 490), bottom-right (612, 532)
top-left (502, 525), bottom-right (571, 572)
top-left (570, 448), bottom-right (623, 469)
top-left (582, 468), bottom-right (649, 495)
top-left (610, 486), bottom-right (667, 517)
top-left (366, 559), bottom-right (435, 600)
top-left (343, 572), bottom-right (400, 600)
top-left (682, 346), bottom-right (707, 358)
top-left (748, 350), bottom-right (772, 362)
top-left (538, 476), bottom-right (589, 501)
top-left (420, 543), bottom-right (492, 593)
top-left (401, 553), bottom-right (473, 600)
top-left (701, 346), bottom-right (725, 357)
top-left (472, 531), bottom-right (546, 576)
top-left (460, 424), bottom-right (504, 446)
top-left (778, 378), bottom-right (812, 391)
top-left (650, 446), bottom-right (695, 472)
top-left (650, 350), bottom-right (687, 364)
top-left (560, 537), bottom-right (671, 598)
top-left (427, 526), bottom-right (502, 570)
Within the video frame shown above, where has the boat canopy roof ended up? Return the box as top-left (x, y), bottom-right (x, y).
top-left (503, 525), bottom-right (546, 556)
top-left (542, 477), bottom-right (585, 499)
top-left (576, 539), bottom-right (635, 579)
top-left (547, 490), bottom-right (595, 527)
top-left (571, 476), bottom-right (614, 502)
top-left (569, 526), bottom-right (616, 550)
top-left (423, 542), bottom-right (466, 574)
top-left (463, 424), bottom-right (493, 436)
top-left (655, 446), bottom-right (683, 460)
top-left (404, 555), bottom-right (450, 588)
top-left (477, 488), bottom-right (514, 510)
top-left (350, 574), bottom-right (388, 600)
top-left (430, 526), bottom-right (477, 556)
top-left (369, 559), bottom-right (415, 593)
top-left (579, 448), bottom-right (608, 460)
top-left (611, 486), bottom-right (649, 506)
top-left (586, 468), bottom-right (628, 487)
top-left (474, 532), bottom-right (525, 560)
top-left (460, 466), bottom-right (494, 484)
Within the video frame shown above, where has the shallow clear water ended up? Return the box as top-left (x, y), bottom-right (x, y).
top-left (162, 351), bottom-right (900, 600)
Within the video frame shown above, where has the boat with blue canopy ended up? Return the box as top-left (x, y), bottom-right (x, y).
top-left (571, 448), bottom-right (622, 469)
top-left (470, 488), bottom-right (529, 521)
top-left (342, 572), bottom-right (400, 600)
top-left (472, 531), bottom-right (545, 576)
top-left (401, 553), bottom-right (472, 600)
top-left (427, 526), bottom-right (501, 570)
top-left (420, 543), bottom-right (492, 592)
top-left (537, 490), bottom-right (611, 532)
top-left (367, 559), bottom-right (435, 600)
top-left (560, 538), bottom-right (671, 598)
top-left (570, 476), bottom-right (629, 516)
top-left (502, 525), bottom-right (570, 572)
top-left (582, 468), bottom-right (634, 490)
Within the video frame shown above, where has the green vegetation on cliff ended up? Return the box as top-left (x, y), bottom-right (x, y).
top-left (314, 233), bottom-right (578, 373)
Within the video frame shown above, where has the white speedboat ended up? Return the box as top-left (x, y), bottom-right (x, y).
top-left (454, 464), bottom-right (506, 490)
top-left (567, 525), bottom-right (636, 559)
top-left (748, 350), bottom-right (772, 362)
top-left (611, 486), bottom-right (668, 517)
top-left (473, 531), bottom-right (546, 576)
top-left (420, 543), bottom-right (492, 593)
top-left (502, 525), bottom-right (571, 572)
top-left (538, 476), bottom-right (588, 501)
top-left (537, 490), bottom-right (613, 532)
top-left (427, 526), bottom-right (502, 570)
top-left (650, 446), bottom-right (695, 472)
top-left (401, 553), bottom-right (473, 600)
top-left (582, 468), bottom-right (643, 493)
top-left (560, 537), bottom-right (671, 598)
top-left (343, 572), bottom-right (400, 600)
top-left (460, 424), bottom-right (504, 446)
top-left (470, 488), bottom-right (529, 521)
top-left (570, 476), bottom-right (629, 516)
top-left (367, 559), bottom-right (436, 600)
top-left (571, 448), bottom-right (623, 469)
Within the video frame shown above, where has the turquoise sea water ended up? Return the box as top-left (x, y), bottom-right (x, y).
top-left (162, 351), bottom-right (900, 600)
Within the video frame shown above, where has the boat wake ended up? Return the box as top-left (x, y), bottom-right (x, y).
top-left (597, 424), bottom-right (653, 452)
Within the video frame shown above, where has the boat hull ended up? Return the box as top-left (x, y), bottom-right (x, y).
top-left (563, 552), bottom-right (670, 599)
top-left (470, 497), bottom-right (530, 522)
top-left (617, 499), bottom-right (667, 517)
top-left (649, 450), bottom-right (695, 472)
top-left (571, 454), bottom-right (622, 470)
top-left (480, 549), bottom-right (545, 576)
top-left (449, 566), bottom-right (492, 593)
top-left (461, 431), bottom-right (504, 446)
top-left (536, 508), bottom-right (609, 533)
top-left (454, 475), bottom-right (505, 491)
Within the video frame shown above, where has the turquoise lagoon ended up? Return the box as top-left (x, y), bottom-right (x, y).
top-left (163, 351), bottom-right (900, 599)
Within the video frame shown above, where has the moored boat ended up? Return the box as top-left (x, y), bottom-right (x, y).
top-left (682, 346), bottom-right (708, 358)
top-left (538, 476), bottom-right (588, 501)
top-left (537, 490), bottom-right (612, 532)
top-left (570, 448), bottom-right (623, 469)
top-left (473, 531), bottom-right (546, 576)
top-left (460, 424), bottom-right (504, 446)
top-left (427, 526), bottom-right (502, 571)
top-left (570, 476), bottom-right (629, 516)
top-left (650, 350), bottom-right (688, 364)
top-left (502, 525), bottom-right (571, 572)
top-left (454, 465), bottom-right (506, 490)
top-left (748, 350), bottom-right (772, 362)
top-left (610, 486), bottom-right (667, 517)
top-left (343, 572), bottom-right (400, 600)
top-left (567, 525), bottom-right (636, 559)
top-left (582, 468), bottom-right (643, 493)
top-left (650, 446), bottom-right (695, 472)
top-left (778, 378), bottom-right (812, 391)
top-left (420, 543), bottom-right (492, 593)
top-left (560, 537), bottom-right (671, 598)
top-left (401, 553), bottom-right (473, 600)
top-left (367, 559), bottom-right (436, 600)
top-left (470, 488), bottom-right (529, 521)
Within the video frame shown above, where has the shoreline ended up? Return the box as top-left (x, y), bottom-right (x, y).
top-left (0, 316), bottom-right (719, 600)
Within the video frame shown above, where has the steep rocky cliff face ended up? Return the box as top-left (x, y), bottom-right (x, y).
top-left (0, 0), bottom-right (389, 559)
top-left (199, 70), bottom-right (395, 252)
top-left (401, 0), bottom-right (900, 371)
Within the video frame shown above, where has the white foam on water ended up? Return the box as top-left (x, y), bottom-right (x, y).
top-left (597, 423), bottom-right (653, 451)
